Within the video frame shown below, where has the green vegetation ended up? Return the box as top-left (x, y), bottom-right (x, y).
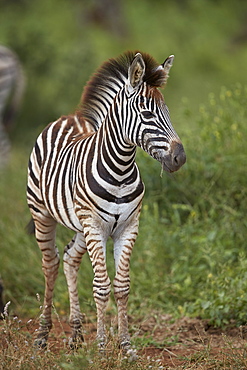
top-left (135, 84), bottom-right (247, 326)
top-left (0, 0), bottom-right (247, 368)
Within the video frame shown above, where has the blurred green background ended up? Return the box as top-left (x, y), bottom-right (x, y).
top-left (0, 0), bottom-right (247, 326)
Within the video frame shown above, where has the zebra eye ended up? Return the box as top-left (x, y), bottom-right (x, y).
top-left (141, 111), bottom-right (156, 119)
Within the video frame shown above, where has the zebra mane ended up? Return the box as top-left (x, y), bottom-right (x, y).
top-left (77, 51), bottom-right (168, 130)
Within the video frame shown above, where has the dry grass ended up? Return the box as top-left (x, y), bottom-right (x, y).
top-left (1, 305), bottom-right (247, 370)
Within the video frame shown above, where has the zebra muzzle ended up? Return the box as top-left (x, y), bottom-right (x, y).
top-left (162, 141), bottom-right (186, 173)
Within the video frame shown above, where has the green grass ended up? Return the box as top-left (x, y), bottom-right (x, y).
top-left (1, 86), bottom-right (247, 367)
top-left (133, 85), bottom-right (247, 326)
top-left (0, 84), bottom-right (246, 326)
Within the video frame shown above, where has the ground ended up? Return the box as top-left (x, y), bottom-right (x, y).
top-left (137, 315), bottom-right (247, 368)
top-left (7, 314), bottom-right (246, 369)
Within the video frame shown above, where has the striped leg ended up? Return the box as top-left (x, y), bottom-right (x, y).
top-left (113, 218), bottom-right (140, 350)
top-left (33, 215), bottom-right (59, 348)
top-left (63, 232), bottom-right (87, 347)
top-left (84, 226), bottom-right (111, 348)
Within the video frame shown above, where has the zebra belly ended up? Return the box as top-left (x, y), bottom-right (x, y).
top-left (39, 171), bottom-right (83, 232)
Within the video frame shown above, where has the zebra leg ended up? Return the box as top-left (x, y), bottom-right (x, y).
top-left (33, 216), bottom-right (59, 348)
top-left (84, 230), bottom-right (111, 348)
top-left (63, 232), bottom-right (87, 348)
top-left (113, 220), bottom-right (139, 350)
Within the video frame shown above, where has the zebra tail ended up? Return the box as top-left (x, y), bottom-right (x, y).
top-left (26, 218), bottom-right (35, 235)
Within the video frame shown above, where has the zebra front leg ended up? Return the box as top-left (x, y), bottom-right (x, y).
top-left (113, 219), bottom-right (139, 350)
top-left (34, 217), bottom-right (59, 348)
top-left (113, 252), bottom-right (132, 349)
top-left (93, 268), bottom-right (111, 349)
top-left (63, 232), bottom-right (87, 348)
top-left (85, 232), bottom-right (111, 348)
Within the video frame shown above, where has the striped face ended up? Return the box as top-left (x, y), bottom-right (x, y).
top-left (137, 87), bottom-right (186, 173)
top-left (124, 53), bottom-right (186, 173)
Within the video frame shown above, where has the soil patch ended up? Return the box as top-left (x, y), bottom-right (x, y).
top-left (2, 314), bottom-right (247, 368)
top-left (136, 315), bottom-right (247, 368)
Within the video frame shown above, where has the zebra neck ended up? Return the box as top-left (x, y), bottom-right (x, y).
top-left (90, 120), bottom-right (138, 185)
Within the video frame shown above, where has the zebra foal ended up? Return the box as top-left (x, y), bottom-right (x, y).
top-left (27, 51), bottom-right (186, 350)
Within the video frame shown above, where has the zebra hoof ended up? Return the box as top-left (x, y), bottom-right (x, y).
top-left (96, 337), bottom-right (106, 354)
top-left (68, 331), bottom-right (84, 350)
top-left (119, 338), bottom-right (131, 351)
top-left (34, 333), bottom-right (48, 349)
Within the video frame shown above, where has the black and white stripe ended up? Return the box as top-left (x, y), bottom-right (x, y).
top-left (27, 51), bottom-right (186, 349)
top-left (0, 46), bottom-right (25, 168)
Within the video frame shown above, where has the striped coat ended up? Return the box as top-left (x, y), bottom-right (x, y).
top-left (0, 46), bottom-right (25, 168)
top-left (27, 51), bottom-right (186, 350)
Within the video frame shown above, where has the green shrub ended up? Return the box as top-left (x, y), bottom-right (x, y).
top-left (133, 85), bottom-right (247, 325)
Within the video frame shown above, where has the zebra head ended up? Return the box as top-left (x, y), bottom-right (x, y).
top-left (124, 53), bottom-right (186, 173)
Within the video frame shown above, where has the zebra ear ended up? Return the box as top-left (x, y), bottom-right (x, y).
top-left (128, 53), bottom-right (145, 90)
top-left (159, 55), bottom-right (174, 84)
top-left (162, 55), bottom-right (174, 74)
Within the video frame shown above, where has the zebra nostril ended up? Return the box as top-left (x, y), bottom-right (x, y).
top-left (174, 155), bottom-right (179, 165)
top-left (172, 142), bottom-right (186, 167)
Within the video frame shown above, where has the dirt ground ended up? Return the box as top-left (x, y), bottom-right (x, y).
top-left (137, 315), bottom-right (247, 368)
top-left (20, 314), bottom-right (247, 368)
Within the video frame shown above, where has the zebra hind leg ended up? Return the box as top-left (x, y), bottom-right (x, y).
top-left (33, 216), bottom-right (59, 349)
top-left (63, 232), bottom-right (87, 348)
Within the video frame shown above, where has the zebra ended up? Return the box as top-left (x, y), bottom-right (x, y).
top-left (27, 51), bottom-right (186, 350)
top-left (0, 45), bottom-right (25, 169)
